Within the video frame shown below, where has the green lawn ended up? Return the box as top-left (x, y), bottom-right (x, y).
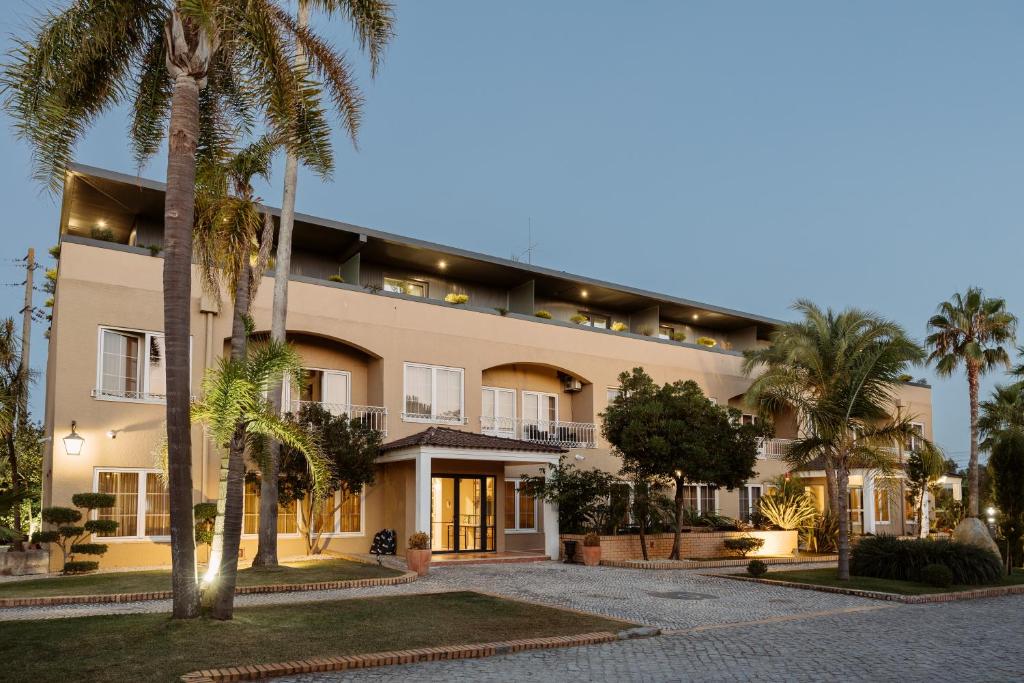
top-left (0, 558), bottom-right (401, 598)
top-left (0, 591), bottom-right (630, 682)
top-left (758, 567), bottom-right (1024, 595)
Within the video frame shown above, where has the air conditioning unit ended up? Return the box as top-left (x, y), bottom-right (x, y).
top-left (562, 376), bottom-right (583, 393)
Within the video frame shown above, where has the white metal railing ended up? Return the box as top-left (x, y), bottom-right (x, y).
top-left (290, 400), bottom-right (388, 435)
top-left (92, 388), bottom-right (166, 402)
top-left (481, 416), bottom-right (597, 449)
top-left (757, 437), bottom-right (793, 460)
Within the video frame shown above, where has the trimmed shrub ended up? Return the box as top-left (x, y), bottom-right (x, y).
top-left (408, 531), bottom-right (430, 550)
top-left (851, 535), bottom-right (1002, 585)
top-left (610, 322), bottom-right (628, 332)
top-left (30, 530), bottom-right (59, 544)
top-left (723, 537), bottom-right (765, 558)
top-left (38, 495), bottom-right (118, 574)
top-left (72, 493), bottom-right (116, 509)
top-left (194, 503), bottom-right (217, 546)
top-left (327, 274), bottom-right (344, 283)
top-left (70, 543), bottom-right (109, 556)
top-left (63, 561), bottom-right (100, 574)
top-left (696, 336), bottom-right (717, 347)
top-left (570, 314), bottom-right (588, 324)
top-left (534, 310), bottom-right (552, 319)
top-left (444, 293), bottom-right (469, 305)
top-left (670, 331), bottom-right (686, 342)
top-left (921, 563), bottom-right (954, 588)
top-left (84, 519), bottom-right (118, 535)
top-left (747, 559), bottom-right (768, 577)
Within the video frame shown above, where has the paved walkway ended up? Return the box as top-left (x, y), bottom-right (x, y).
top-left (4, 561), bottom-right (1021, 681)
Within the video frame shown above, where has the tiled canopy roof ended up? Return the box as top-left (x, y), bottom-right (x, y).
top-left (381, 426), bottom-right (567, 454)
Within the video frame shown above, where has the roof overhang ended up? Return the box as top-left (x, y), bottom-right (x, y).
top-left (377, 445), bottom-right (562, 466)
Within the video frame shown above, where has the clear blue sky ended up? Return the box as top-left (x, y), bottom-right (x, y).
top-left (1, 1), bottom-right (1022, 466)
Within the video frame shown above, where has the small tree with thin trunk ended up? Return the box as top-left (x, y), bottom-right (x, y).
top-left (926, 288), bottom-right (1017, 518)
top-left (273, 403), bottom-right (381, 554)
top-left (602, 368), bottom-right (761, 561)
top-left (33, 493), bottom-right (117, 573)
top-left (905, 442), bottom-right (946, 535)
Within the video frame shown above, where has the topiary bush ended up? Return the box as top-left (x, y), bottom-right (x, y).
top-left (747, 559), bottom-right (768, 577)
top-left (33, 493), bottom-right (117, 574)
top-left (921, 563), bottom-right (954, 588)
top-left (723, 536), bottom-right (765, 558)
top-left (194, 502), bottom-right (218, 547)
top-left (851, 535), bottom-right (1002, 585)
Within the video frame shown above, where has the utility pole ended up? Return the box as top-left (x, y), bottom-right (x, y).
top-left (18, 248), bottom-right (34, 424)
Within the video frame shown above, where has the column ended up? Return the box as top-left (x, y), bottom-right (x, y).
top-left (920, 490), bottom-right (930, 539)
top-left (863, 472), bottom-right (875, 535)
top-left (414, 451), bottom-right (431, 536)
top-left (543, 465), bottom-right (560, 559)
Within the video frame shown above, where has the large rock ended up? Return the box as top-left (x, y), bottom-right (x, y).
top-left (951, 517), bottom-right (1001, 558)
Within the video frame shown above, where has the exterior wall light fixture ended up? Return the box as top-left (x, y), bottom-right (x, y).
top-left (63, 421), bottom-right (85, 456)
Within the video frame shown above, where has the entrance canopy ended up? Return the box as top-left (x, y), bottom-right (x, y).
top-left (378, 427), bottom-right (565, 559)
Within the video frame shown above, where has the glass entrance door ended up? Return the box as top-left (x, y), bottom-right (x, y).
top-left (429, 475), bottom-right (495, 553)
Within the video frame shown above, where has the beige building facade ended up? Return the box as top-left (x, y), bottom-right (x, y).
top-left (40, 165), bottom-right (952, 570)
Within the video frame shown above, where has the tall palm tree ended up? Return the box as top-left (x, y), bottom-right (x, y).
top-left (978, 382), bottom-right (1024, 452)
top-left (744, 300), bottom-right (925, 580)
top-left (926, 288), bottom-right (1017, 517)
top-left (256, 0), bottom-right (394, 568)
top-left (4, 0), bottom-right (367, 619)
top-left (191, 339), bottom-right (324, 619)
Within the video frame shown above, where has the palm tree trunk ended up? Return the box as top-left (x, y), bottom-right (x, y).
top-left (164, 71), bottom-right (202, 619)
top-left (967, 365), bottom-right (980, 517)
top-left (254, 1), bottom-right (311, 569)
top-left (7, 434), bottom-right (23, 551)
top-left (825, 466), bottom-right (840, 517)
top-left (208, 264), bottom-right (251, 620)
top-left (836, 466), bottom-right (851, 580)
top-left (670, 478), bottom-right (683, 561)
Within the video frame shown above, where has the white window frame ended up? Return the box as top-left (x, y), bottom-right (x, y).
top-left (401, 362), bottom-right (466, 424)
top-left (522, 390), bottom-right (558, 423)
top-left (314, 488), bottom-right (366, 538)
top-left (240, 480), bottom-right (301, 539)
top-left (91, 467), bottom-right (169, 542)
top-left (286, 367), bottom-right (353, 408)
top-left (682, 483), bottom-right (720, 514)
top-left (874, 488), bottom-right (891, 525)
top-left (578, 311), bottom-right (609, 329)
top-left (482, 386), bottom-right (516, 435)
top-left (94, 326), bottom-right (191, 403)
top-left (907, 422), bottom-right (924, 452)
top-left (658, 325), bottom-right (674, 340)
top-left (504, 479), bottom-right (538, 533)
top-left (383, 276), bottom-right (428, 298)
top-left (740, 484), bottom-right (763, 521)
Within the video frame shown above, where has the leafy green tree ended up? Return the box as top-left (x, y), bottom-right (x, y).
top-left (522, 457), bottom-right (617, 534)
top-left (273, 403), bottom-right (381, 554)
top-left (603, 368), bottom-right (760, 560)
top-left (4, 0), bottom-right (372, 619)
top-left (0, 318), bottom-right (38, 549)
top-left (262, 0), bottom-right (395, 569)
top-left (744, 300), bottom-right (925, 580)
top-left (190, 339), bottom-right (325, 619)
top-left (926, 288), bottom-right (1017, 517)
top-left (988, 430), bottom-right (1024, 570)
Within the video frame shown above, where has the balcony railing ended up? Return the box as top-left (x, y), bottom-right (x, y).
top-left (757, 437), bottom-right (793, 460)
top-left (480, 416), bottom-right (597, 449)
top-left (290, 400), bottom-right (388, 435)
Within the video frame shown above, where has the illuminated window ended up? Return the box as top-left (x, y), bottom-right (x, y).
top-left (94, 469), bottom-right (168, 539)
top-left (242, 480), bottom-right (297, 535)
top-left (504, 480), bottom-right (537, 532)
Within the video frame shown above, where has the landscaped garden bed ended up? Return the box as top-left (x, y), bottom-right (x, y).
top-left (1, 591), bottom-right (634, 683)
top-left (0, 558), bottom-right (402, 600)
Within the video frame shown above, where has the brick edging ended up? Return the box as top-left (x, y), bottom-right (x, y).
top-left (601, 555), bottom-right (838, 570)
top-left (0, 570), bottom-right (417, 609)
top-left (179, 631), bottom-right (623, 682)
top-left (716, 573), bottom-right (1024, 604)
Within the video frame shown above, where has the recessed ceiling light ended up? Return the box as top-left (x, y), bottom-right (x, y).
top-left (97, 219), bottom-right (107, 228)
top-left (692, 313), bottom-right (699, 320)
top-left (438, 260), bottom-right (448, 270)
top-left (581, 290), bottom-right (588, 298)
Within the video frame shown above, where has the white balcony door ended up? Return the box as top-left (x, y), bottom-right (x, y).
top-left (322, 370), bottom-right (352, 415)
top-left (482, 387), bottom-right (515, 436)
top-left (523, 391), bottom-right (558, 439)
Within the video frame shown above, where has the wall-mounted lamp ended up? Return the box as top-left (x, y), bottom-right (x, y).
top-left (62, 421), bottom-right (85, 456)
top-left (574, 453), bottom-right (585, 461)
top-left (106, 429), bottom-right (118, 440)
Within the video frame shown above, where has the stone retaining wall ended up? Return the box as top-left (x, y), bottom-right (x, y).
top-left (0, 549), bottom-right (48, 576)
top-left (558, 530), bottom-right (798, 562)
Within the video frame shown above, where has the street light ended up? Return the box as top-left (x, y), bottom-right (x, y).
top-left (62, 421), bottom-right (85, 456)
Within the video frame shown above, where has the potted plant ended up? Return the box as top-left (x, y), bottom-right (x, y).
top-left (581, 532), bottom-right (602, 566)
top-left (696, 336), bottom-right (717, 348)
top-left (534, 310), bottom-right (552, 319)
top-left (610, 321), bottom-right (628, 332)
top-left (670, 331), bottom-right (686, 342)
top-left (444, 293), bottom-right (469, 305)
top-left (406, 531), bottom-right (432, 576)
top-left (570, 314), bottom-right (588, 325)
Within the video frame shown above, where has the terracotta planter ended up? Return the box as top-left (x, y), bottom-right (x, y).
top-left (406, 548), bottom-right (432, 576)
top-left (581, 545), bottom-right (602, 567)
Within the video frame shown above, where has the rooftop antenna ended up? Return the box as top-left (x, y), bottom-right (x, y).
top-left (512, 217), bottom-right (539, 264)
